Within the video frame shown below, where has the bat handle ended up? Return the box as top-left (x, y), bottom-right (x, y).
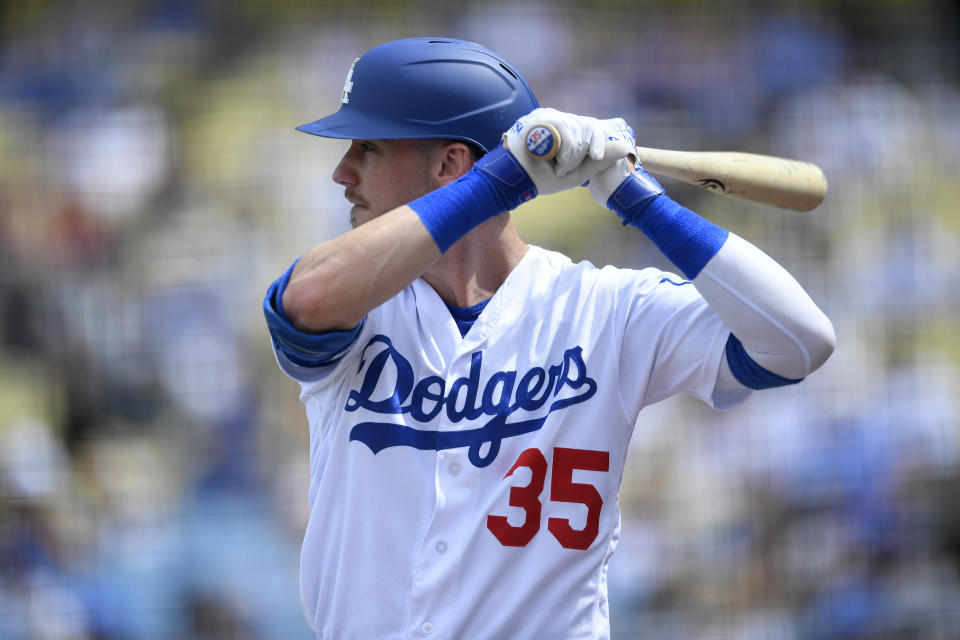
top-left (525, 122), bottom-right (637, 166)
top-left (523, 123), bottom-right (561, 161)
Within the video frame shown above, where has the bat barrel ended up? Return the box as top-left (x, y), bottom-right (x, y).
top-left (634, 147), bottom-right (828, 212)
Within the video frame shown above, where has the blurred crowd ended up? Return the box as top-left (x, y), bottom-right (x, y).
top-left (1, 1), bottom-right (959, 638)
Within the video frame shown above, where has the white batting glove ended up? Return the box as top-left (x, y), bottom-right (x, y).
top-left (502, 107), bottom-right (636, 196)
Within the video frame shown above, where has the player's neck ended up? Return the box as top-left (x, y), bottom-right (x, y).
top-left (422, 213), bottom-right (527, 308)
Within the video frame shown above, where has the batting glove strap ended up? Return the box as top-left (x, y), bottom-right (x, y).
top-left (472, 144), bottom-right (538, 208)
top-left (606, 167), bottom-right (664, 212)
top-left (608, 171), bottom-right (728, 280)
top-left (409, 145), bottom-right (535, 253)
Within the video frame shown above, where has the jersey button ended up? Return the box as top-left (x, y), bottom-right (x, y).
top-left (422, 621), bottom-right (434, 634)
top-left (435, 540), bottom-right (447, 554)
top-left (448, 462), bottom-right (461, 476)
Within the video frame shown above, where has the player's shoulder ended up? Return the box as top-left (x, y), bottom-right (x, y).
top-left (527, 245), bottom-right (679, 293)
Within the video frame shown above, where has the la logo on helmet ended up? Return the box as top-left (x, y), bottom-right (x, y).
top-left (341, 58), bottom-right (359, 104)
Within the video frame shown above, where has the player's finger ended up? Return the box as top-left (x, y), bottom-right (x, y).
top-left (553, 120), bottom-right (588, 177)
top-left (589, 118), bottom-right (633, 160)
top-left (586, 117), bottom-right (607, 161)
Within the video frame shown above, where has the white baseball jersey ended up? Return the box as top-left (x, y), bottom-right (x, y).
top-left (273, 245), bottom-right (748, 640)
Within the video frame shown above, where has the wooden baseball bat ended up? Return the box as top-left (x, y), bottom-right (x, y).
top-left (524, 123), bottom-right (828, 211)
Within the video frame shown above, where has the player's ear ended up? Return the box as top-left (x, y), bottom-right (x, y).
top-left (436, 142), bottom-right (474, 185)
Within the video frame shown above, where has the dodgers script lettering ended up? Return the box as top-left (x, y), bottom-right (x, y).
top-left (345, 335), bottom-right (598, 467)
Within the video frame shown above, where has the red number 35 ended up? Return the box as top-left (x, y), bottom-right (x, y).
top-left (486, 447), bottom-right (610, 550)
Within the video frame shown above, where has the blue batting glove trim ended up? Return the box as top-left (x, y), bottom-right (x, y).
top-left (408, 145), bottom-right (536, 253)
top-left (606, 168), bottom-right (664, 211)
top-left (607, 171), bottom-right (728, 279)
top-left (263, 259), bottom-right (363, 368)
top-left (725, 333), bottom-right (804, 390)
top-left (474, 145), bottom-right (537, 205)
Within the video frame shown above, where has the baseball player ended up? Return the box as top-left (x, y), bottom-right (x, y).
top-left (263, 38), bottom-right (835, 639)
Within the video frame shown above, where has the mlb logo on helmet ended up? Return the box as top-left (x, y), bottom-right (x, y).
top-left (340, 57), bottom-right (359, 104)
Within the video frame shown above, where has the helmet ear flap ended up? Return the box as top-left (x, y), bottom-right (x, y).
top-left (295, 38), bottom-right (540, 154)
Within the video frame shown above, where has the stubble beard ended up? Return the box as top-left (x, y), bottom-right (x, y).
top-left (346, 172), bottom-right (440, 229)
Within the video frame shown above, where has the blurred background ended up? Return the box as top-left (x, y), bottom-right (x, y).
top-left (1, 0), bottom-right (959, 638)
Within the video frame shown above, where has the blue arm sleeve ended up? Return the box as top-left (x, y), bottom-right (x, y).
top-left (724, 333), bottom-right (804, 390)
top-left (605, 170), bottom-right (728, 280)
top-left (263, 259), bottom-right (364, 368)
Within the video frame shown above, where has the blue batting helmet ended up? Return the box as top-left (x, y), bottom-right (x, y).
top-left (296, 38), bottom-right (540, 153)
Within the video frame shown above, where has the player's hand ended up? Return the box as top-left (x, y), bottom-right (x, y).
top-left (588, 155), bottom-right (665, 211)
top-left (502, 107), bottom-right (636, 196)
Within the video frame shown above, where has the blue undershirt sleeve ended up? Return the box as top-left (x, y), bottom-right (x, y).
top-left (263, 258), bottom-right (364, 368)
top-left (724, 333), bottom-right (804, 390)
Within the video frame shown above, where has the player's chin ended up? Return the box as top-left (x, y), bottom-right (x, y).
top-left (349, 205), bottom-right (368, 229)
top-left (350, 204), bottom-right (384, 228)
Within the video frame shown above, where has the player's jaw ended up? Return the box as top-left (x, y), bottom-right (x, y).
top-left (336, 138), bottom-right (447, 228)
top-left (344, 188), bottom-right (371, 228)
top-left (344, 177), bottom-right (441, 229)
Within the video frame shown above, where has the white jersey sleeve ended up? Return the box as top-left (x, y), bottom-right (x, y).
top-left (610, 269), bottom-right (751, 414)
